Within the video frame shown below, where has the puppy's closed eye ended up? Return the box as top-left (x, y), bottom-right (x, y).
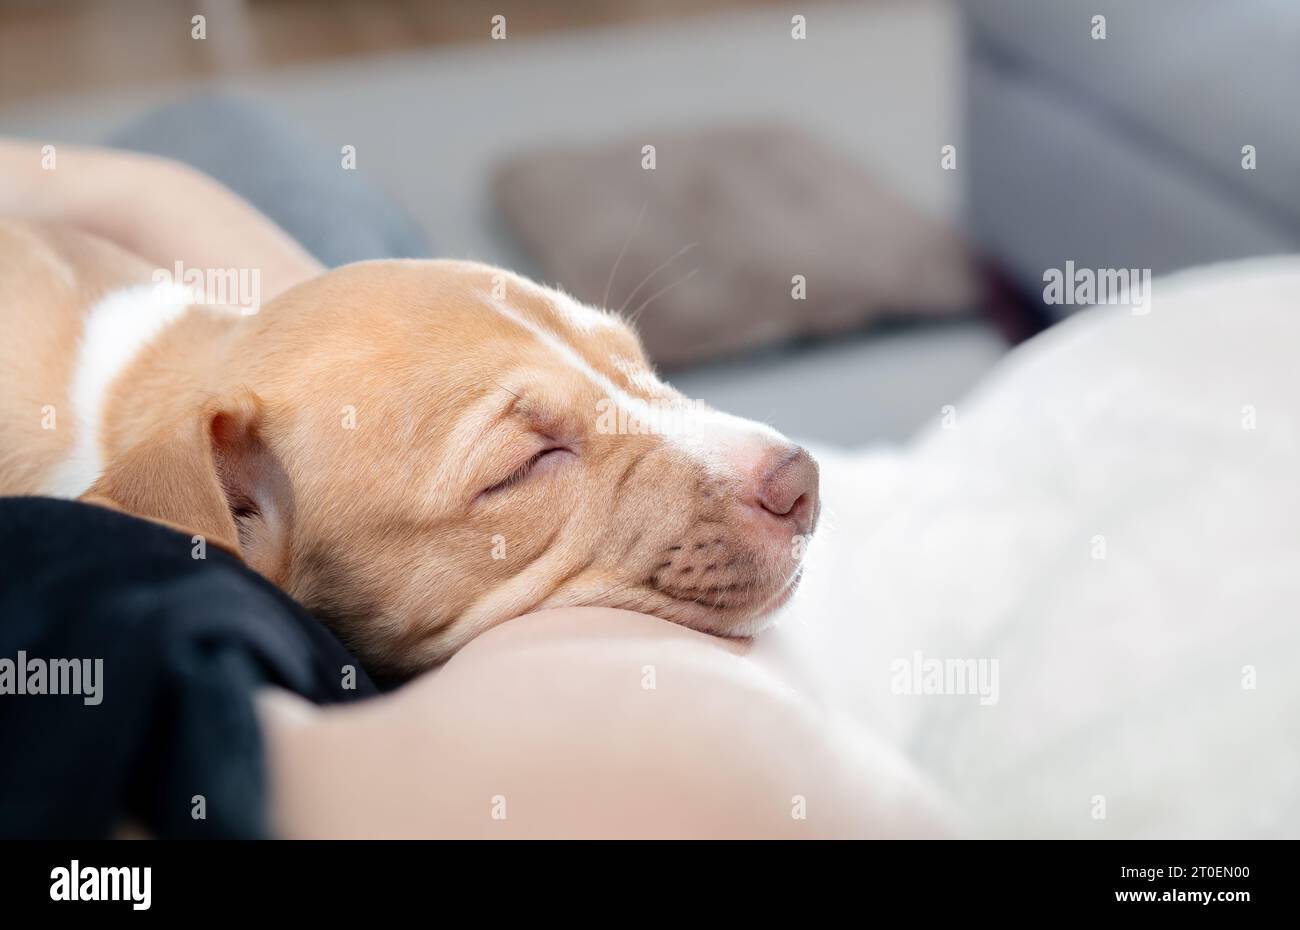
top-left (479, 445), bottom-right (573, 498)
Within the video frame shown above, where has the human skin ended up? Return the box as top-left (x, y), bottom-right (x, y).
top-left (258, 608), bottom-right (951, 839)
top-left (0, 139), bottom-right (323, 301)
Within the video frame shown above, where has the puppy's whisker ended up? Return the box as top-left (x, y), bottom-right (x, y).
top-left (627, 266), bottom-right (700, 326)
top-left (620, 590), bottom-right (654, 614)
top-left (490, 379), bottom-right (521, 401)
top-left (591, 580), bottom-right (637, 605)
top-left (602, 200), bottom-right (647, 311)
top-left (618, 241), bottom-right (697, 315)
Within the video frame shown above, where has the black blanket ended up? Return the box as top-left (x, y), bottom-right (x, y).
top-left (0, 497), bottom-right (378, 839)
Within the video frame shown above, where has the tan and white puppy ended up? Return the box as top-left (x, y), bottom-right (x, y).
top-left (0, 220), bottom-right (819, 679)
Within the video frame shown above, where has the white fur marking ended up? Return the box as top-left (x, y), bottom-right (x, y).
top-left (479, 293), bottom-right (782, 479)
top-left (45, 282), bottom-right (195, 497)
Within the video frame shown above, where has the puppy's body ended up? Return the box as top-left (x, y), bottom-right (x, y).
top-left (0, 220), bottom-right (153, 494)
top-left (1, 220), bottom-right (819, 677)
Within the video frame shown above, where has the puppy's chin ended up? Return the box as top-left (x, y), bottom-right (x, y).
top-left (651, 566), bottom-right (805, 640)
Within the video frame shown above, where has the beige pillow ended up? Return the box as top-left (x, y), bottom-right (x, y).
top-left (492, 125), bottom-right (980, 367)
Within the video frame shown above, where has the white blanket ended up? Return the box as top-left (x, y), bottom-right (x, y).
top-left (765, 257), bottom-right (1300, 838)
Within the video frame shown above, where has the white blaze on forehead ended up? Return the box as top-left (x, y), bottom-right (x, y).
top-left (480, 292), bottom-right (647, 413)
top-left (671, 405), bottom-right (788, 479)
top-left (548, 285), bottom-right (624, 335)
top-left (610, 354), bottom-right (669, 394)
top-left (477, 292), bottom-right (786, 481)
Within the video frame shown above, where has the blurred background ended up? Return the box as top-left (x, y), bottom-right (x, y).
top-left (2, 0), bottom-right (1296, 447)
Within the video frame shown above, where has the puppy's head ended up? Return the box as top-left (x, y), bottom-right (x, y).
top-left (89, 260), bottom-right (819, 679)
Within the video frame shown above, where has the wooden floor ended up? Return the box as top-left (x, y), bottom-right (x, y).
top-left (0, 0), bottom-right (789, 104)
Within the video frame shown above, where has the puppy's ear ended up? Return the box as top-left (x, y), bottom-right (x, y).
top-left (81, 393), bottom-right (295, 584)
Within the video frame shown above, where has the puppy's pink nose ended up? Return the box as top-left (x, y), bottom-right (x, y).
top-left (752, 446), bottom-right (820, 536)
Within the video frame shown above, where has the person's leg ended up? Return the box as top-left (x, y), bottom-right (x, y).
top-left (259, 607), bottom-right (952, 839)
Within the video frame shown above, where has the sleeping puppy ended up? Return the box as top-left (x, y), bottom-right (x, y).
top-left (0, 220), bottom-right (819, 678)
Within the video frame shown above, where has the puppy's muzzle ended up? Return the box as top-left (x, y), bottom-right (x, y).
top-left (749, 446), bottom-right (820, 538)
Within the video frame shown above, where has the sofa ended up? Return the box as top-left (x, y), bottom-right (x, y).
top-left (963, 0), bottom-right (1300, 321)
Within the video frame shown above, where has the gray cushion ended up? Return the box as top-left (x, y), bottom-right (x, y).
top-left (108, 93), bottom-right (431, 266)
